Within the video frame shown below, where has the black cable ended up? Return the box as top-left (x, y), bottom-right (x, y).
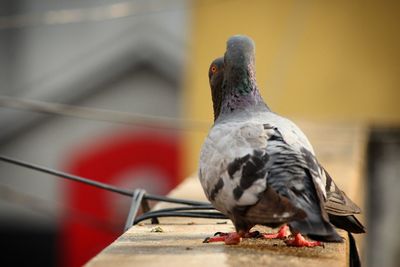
top-left (144, 194), bottom-right (210, 206)
top-left (0, 155), bottom-right (133, 196)
top-left (134, 211), bottom-right (227, 225)
top-left (139, 211), bottom-right (225, 220)
top-left (139, 208), bottom-right (223, 220)
top-left (0, 154), bottom-right (230, 229)
top-left (0, 154), bottom-right (212, 206)
top-left (145, 206), bottom-right (216, 213)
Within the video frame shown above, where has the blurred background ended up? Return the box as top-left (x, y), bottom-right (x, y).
top-left (0, 0), bottom-right (399, 266)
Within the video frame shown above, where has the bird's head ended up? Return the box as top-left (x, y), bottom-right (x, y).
top-left (208, 57), bottom-right (224, 121)
top-left (208, 35), bottom-right (267, 122)
top-left (223, 35), bottom-right (257, 96)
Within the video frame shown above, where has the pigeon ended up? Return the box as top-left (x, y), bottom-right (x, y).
top-left (199, 35), bottom-right (365, 248)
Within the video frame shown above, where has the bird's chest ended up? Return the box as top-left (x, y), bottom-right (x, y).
top-left (199, 122), bottom-right (269, 213)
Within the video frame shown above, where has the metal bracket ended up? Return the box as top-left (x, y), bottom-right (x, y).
top-left (124, 189), bottom-right (159, 232)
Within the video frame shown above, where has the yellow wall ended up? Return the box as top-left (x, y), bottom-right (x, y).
top-left (183, 0), bottom-right (400, 175)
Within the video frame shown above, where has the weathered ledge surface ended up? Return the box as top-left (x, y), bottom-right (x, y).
top-left (86, 122), bottom-right (366, 267)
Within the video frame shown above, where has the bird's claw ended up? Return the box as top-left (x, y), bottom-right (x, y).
top-left (203, 237), bottom-right (211, 243)
top-left (213, 231), bottom-right (228, 237)
top-left (203, 232), bottom-right (241, 245)
top-left (244, 230), bottom-right (262, 238)
top-left (284, 233), bottom-right (324, 247)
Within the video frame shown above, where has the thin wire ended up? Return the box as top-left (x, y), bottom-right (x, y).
top-left (0, 183), bottom-right (226, 231)
top-left (0, 96), bottom-right (367, 145)
top-left (0, 184), bottom-right (225, 231)
top-left (0, 96), bottom-right (210, 132)
top-left (0, 0), bottom-right (233, 30)
top-left (0, 1), bottom-right (183, 30)
top-left (0, 154), bottom-right (211, 206)
top-left (0, 155), bottom-right (133, 196)
top-left (0, 154), bottom-right (229, 228)
top-left (0, 184), bottom-right (122, 233)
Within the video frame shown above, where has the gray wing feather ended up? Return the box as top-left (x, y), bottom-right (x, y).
top-left (322, 168), bottom-right (362, 215)
top-left (265, 137), bottom-right (341, 241)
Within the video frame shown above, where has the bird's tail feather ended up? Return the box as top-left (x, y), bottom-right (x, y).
top-left (328, 214), bottom-right (366, 234)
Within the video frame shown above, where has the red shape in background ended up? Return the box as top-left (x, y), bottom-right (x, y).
top-left (59, 130), bottom-right (182, 267)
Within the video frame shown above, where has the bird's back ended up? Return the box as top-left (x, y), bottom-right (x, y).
top-left (200, 108), bottom-right (363, 239)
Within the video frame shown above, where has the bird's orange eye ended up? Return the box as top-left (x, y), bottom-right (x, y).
top-left (211, 65), bottom-right (217, 73)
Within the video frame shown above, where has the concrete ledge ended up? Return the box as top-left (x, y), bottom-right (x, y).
top-left (86, 121), bottom-right (367, 267)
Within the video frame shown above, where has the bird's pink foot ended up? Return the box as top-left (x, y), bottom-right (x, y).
top-left (203, 232), bottom-right (241, 245)
top-left (285, 233), bottom-right (323, 247)
top-left (262, 225), bottom-right (289, 239)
